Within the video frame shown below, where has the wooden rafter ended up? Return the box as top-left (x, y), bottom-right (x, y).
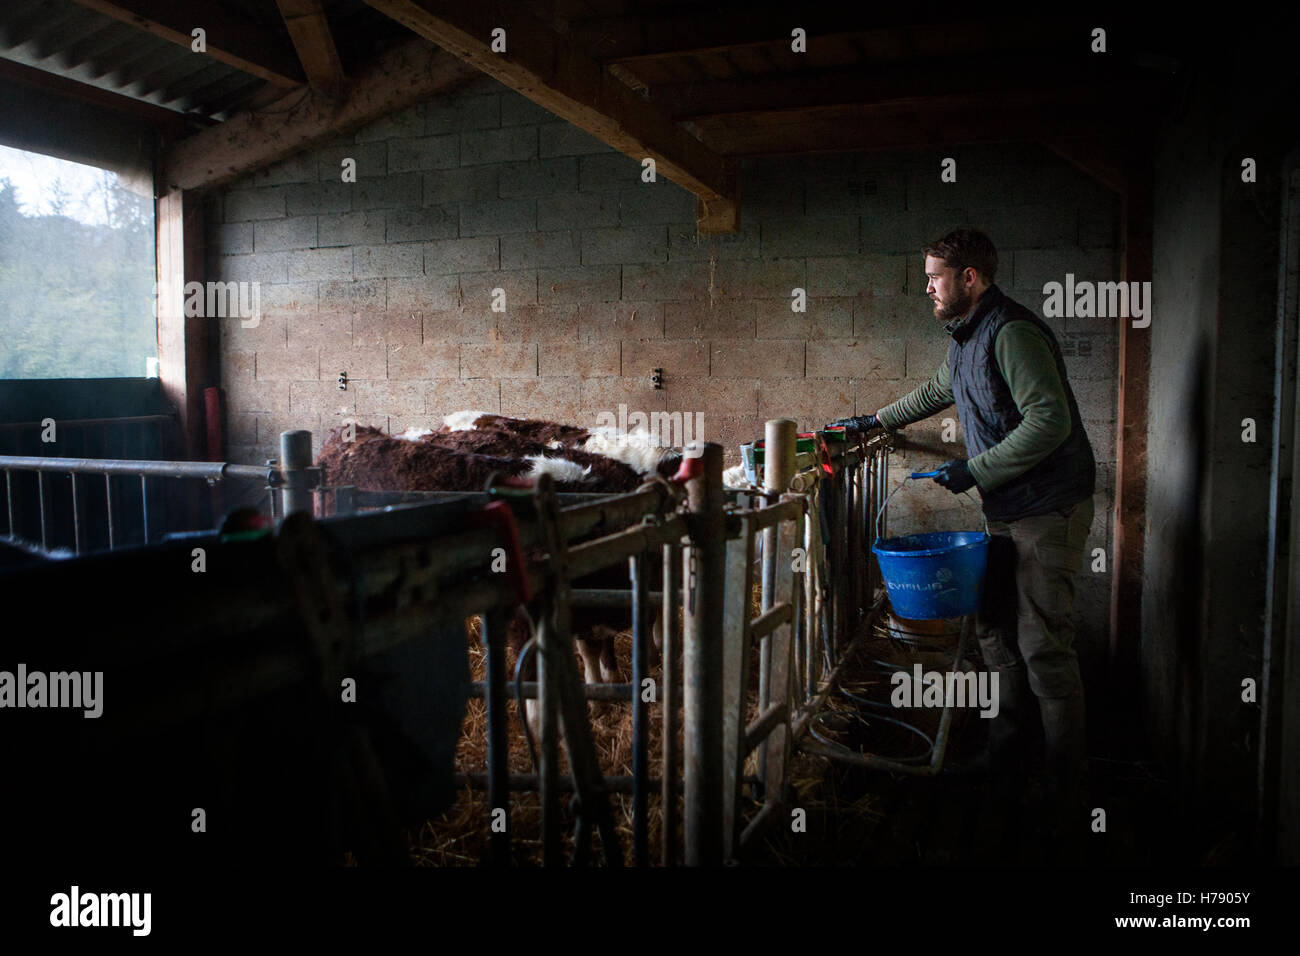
top-left (658, 59), bottom-right (1133, 120)
top-left (275, 0), bottom-right (345, 97)
top-left (67, 0), bottom-right (306, 88)
top-left (1044, 136), bottom-right (1128, 196)
top-left (362, 0), bottom-right (740, 233)
top-left (571, 10), bottom-right (1082, 64)
top-left (162, 38), bottom-right (478, 191)
top-left (688, 101), bottom-right (1123, 156)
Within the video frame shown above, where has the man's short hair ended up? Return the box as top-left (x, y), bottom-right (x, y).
top-left (924, 228), bottom-right (998, 284)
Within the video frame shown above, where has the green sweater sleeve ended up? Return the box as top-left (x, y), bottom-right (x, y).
top-left (965, 322), bottom-right (1072, 491)
top-left (876, 356), bottom-right (954, 428)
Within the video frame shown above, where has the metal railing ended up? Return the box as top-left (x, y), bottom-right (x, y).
top-left (0, 429), bottom-right (317, 554)
top-left (346, 421), bottom-right (896, 865)
top-left (719, 421), bottom-right (895, 855)
top-left (313, 422), bottom-right (896, 865)
top-left (319, 421), bottom-right (897, 865)
top-left (0, 422), bottom-right (897, 867)
top-left (777, 425), bottom-right (977, 782)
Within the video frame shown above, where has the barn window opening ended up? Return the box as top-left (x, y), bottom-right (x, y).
top-left (0, 144), bottom-right (156, 379)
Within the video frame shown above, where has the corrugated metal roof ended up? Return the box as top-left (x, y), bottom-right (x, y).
top-left (0, 0), bottom-right (408, 122)
top-left (0, 0), bottom-right (264, 119)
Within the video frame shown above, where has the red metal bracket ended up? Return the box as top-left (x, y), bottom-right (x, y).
top-left (671, 454), bottom-right (704, 484)
top-left (806, 432), bottom-right (834, 476)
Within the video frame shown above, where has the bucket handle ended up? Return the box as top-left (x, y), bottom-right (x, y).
top-left (874, 471), bottom-right (989, 543)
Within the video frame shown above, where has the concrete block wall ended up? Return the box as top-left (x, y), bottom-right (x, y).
top-left (209, 76), bottom-right (1121, 658)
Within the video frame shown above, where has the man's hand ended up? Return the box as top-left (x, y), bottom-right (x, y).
top-left (828, 413), bottom-right (881, 432)
top-left (933, 459), bottom-right (977, 493)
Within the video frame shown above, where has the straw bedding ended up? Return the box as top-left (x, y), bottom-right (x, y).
top-left (399, 583), bottom-right (965, 866)
top-left (407, 588), bottom-right (766, 866)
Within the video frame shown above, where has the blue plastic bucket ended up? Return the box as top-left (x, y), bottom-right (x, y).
top-left (871, 470), bottom-right (990, 619)
top-left (872, 531), bottom-right (989, 619)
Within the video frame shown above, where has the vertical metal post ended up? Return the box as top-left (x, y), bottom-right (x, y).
top-left (533, 475), bottom-right (622, 867)
top-left (789, 507), bottom-right (807, 704)
top-left (140, 475), bottom-right (150, 545)
top-left (852, 457), bottom-right (865, 617)
top-left (840, 463), bottom-right (853, 646)
top-left (869, 449), bottom-right (879, 596)
top-left (867, 449), bottom-right (875, 598)
top-left (879, 447), bottom-right (889, 540)
top-left (4, 469), bottom-right (13, 538)
top-left (804, 510), bottom-right (816, 698)
top-left (683, 441), bottom-right (725, 866)
top-left (865, 449), bottom-right (875, 599)
top-left (279, 430), bottom-right (314, 519)
top-left (789, 507), bottom-right (804, 702)
top-left (70, 472), bottom-right (81, 555)
top-left (482, 608), bottom-right (511, 866)
top-left (38, 471), bottom-right (47, 551)
top-left (759, 420), bottom-right (796, 791)
top-left (334, 485), bottom-right (356, 517)
top-left (721, 514), bottom-right (755, 860)
top-left (825, 472), bottom-right (839, 660)
top-left (876, 445), bottom-right (887, 595)
top-left (859, 456), bottom-right (867, 608)
top-left (105, 474), bottom-right (115, 551)
top-left (842, 457), bottom-right (853, 623)
top-left (822, 473), bottom-right (836, 668)
top-left (630, 551), bottom-right (649, 866)
top-left (765, 495), bottom-right (798, 809)
top-left (661, 541), bottom-right (679, 867)
top-left (537, 604), bottom-right (562, 866)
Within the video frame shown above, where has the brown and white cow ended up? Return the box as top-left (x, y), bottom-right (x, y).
top-left (317, 411), bottom-right (683, 730)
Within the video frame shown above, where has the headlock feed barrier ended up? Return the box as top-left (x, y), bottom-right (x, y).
top-left (0, 419), bottom-right (898, 866)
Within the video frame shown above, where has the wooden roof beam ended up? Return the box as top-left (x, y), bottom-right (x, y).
top-left (67, 0), bottom-right (306, 88)
top-left (275, 0), bottom-right (345, 97)
top-left (572, 10), bottom-right (1083, 64)
top-left (1043, 136), bottom-right (1128, 196)
top-left (659, 58), bottom-right (1135, 120)
top-left (362, 0), bottom-right (739, 233)
top-left (162, 38), bottom-right (478, 191)
top-left (692, 102), bottom-right (1124, 156)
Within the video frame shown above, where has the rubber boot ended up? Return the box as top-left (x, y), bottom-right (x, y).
top-left (1039, 688), bottom-right (1087, 865)
top-left (974, 663), bottom-right (1032, 863)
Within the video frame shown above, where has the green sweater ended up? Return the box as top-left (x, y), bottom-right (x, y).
top-left (875, 320), bottom-right (1073, 492)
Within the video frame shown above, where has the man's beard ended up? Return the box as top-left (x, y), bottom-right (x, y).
top-left (933, 288), bottom-right (974, 322)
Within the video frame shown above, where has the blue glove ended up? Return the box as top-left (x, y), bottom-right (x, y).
top-left (828, 414), bottom-right (881, 432)
top-left (933, 459), bottom-right (977, 493)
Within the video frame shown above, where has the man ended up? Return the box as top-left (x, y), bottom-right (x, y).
top-left (830, 228), bottom-right (1096, 863)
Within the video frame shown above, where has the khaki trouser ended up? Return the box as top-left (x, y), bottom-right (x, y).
top-left (976, 495), bottom-right (1095, 699)
top-left (973, 495), bottom-right (1093, 861)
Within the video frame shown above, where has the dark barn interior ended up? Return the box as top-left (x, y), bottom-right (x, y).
top-left (1, 0), bottom-right (1299, 934)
